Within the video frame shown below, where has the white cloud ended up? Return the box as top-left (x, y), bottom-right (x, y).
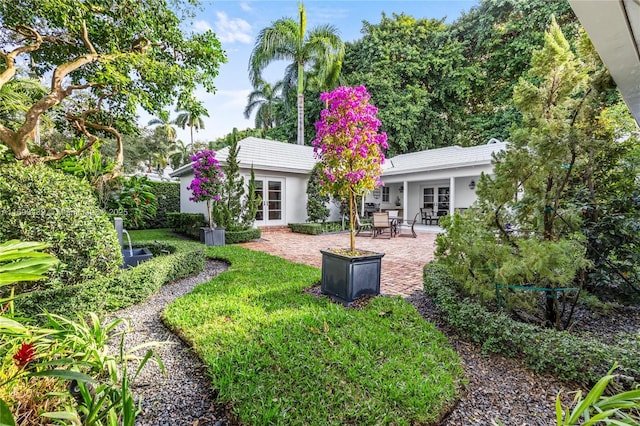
top-left (239, 2), bottom-right (252, 12)
top-left (192, 20), bottom-right (213, 33)
top-left (214, 11), bottom-right (252, 44)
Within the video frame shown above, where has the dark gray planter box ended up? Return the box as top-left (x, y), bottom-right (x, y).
top-left (121, 247), bottom-right (153, 268)
top-left (200, 227), bottom-right (226, 246)
top-left (320, 249), bottom-right (384, 304)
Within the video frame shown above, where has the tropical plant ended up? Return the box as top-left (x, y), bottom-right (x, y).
top-left (555, 364), bottom-right (640, 425)
top-left (175, 96), bottom-right (210, 148)
top-left (249, 2), bottom-right (344, 145)
top-left (106, 176), bottom-right (158, 230)
top-left (186, 150), bottom-right (223, 229)
top-left (148, 111), bottom-right (178, 142)
top-left (0, 0), bottom-right (225, 173)
top-left (244, 80), bottom-right (285, 130)
top-left (312, 85), bottom-right (387, 252)
top-left (1, 311), bottom-right (163, 425)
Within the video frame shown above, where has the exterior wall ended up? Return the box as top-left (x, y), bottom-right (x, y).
top-left (179, 175), bottom-right (209, 217)
top-left (364, 164), bottom-right (495, 221)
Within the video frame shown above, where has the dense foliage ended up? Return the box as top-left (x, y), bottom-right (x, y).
top-left (306, 162), bottom-right (330, 222)
top-left (0, 0), bottom-right (225, 174)
top-left (436, 19), bottom-right (640, 326)
top-left (146, 181), bottom-right (180, 229)
top-left (106, 175), bottom-right (158, 230)
top-left (0, 162), bottom-right (122, 286)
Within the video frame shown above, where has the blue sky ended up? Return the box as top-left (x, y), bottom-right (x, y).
top-left (159, 0), bottom-right (478, 143)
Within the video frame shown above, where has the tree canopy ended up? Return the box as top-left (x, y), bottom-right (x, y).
top-left (0, 0), bottom-right (225, 176)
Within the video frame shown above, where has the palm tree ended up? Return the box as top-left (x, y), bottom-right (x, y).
top-left (174, 97), bottom-right (209, 147)
top-left (249, 2), bottom-right (344, 145)
top-left (168, 139), bottom-right (191, 169)
top-left (147, 110), bottom-right (178, 142)
top-left (244, 80), bottom-right (285, 130)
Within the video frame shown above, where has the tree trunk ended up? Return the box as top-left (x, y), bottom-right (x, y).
top-left (297, 93), bottom-right (304, 145)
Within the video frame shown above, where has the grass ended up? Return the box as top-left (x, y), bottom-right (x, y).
top-left (126, 228), bottom-right (179, 241)
top-left (163, 244), bottom-right (464, 425)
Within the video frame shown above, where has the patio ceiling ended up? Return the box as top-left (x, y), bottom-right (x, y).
top-left (568, 0), bottom-right (640, 125)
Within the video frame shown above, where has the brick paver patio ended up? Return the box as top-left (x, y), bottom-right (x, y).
top-left (240, 227), bottom-right (440, 297)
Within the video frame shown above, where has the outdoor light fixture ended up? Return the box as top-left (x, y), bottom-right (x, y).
top-left (469, 180), bottom-right (476, 190)
top-left (399, 185), bottom-right (404, 193)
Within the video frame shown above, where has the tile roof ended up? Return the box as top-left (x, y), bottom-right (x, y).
top-left (171, 137), bottom-right (507, 178)
top-left (171, 137), bottom-right (318, 177)
top-left (382, 141), bottom-right (507, 175)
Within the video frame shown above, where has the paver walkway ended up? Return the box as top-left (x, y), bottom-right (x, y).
top-left (240, 228), bottom-right (440, 297)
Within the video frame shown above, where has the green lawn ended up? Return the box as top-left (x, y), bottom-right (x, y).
top-left (163, 244), bottom-right (464, 425)
top-left (127, 228), bottom-right (179, 241)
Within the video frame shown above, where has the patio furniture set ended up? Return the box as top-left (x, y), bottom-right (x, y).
top-left (356, 211), bottom-right (419, 238)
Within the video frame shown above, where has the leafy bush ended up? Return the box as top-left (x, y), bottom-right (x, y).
top-left (0, 163), bottom-right (122, 286)
top-left (106, 175), bottom-right (158, 230)
top-left (288, 222), bottom-right (344, 235)
top-left (14, 240), bottom-right (205, 317)
top-left (146, 181), bottom-right (180, 229)
top-left (289, 223), bottom-right (323, 235)
top-left (224, 228), bottom-right (261, 244)
top-left (0, 312), bottom-right (161, 425)
top-left (423, 261), bottom-right (640, 388)
top-left (167, 212), bottom-right (205, 239)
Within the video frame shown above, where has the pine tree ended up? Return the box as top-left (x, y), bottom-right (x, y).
top-left (242, 165), bottom-right (262, 227)
top-left (306, 163), bottom-right (330, 222)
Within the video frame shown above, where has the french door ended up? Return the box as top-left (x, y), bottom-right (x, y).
top-left (422, 186), bottom-right (449, 215)
top-left (254, 178), bottom-right (285, 226)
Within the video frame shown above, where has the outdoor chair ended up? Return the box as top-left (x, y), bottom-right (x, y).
top-left (355, 214), bottom-right (373, 237)
top-left (396, 212), bottom-right (419, 238)
top-left (372, 212), bottom-right (392, 239)
top-left (420, 208), bottom-right (436, 225)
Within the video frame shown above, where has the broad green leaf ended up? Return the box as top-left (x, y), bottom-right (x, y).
top-left (0, 399), bottom-right (16, 426)
top-left (28, 369), bottom-right (95, 383)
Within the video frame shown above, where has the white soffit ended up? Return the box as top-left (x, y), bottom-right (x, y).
top-left (569, 0), bottom-right (640, 124)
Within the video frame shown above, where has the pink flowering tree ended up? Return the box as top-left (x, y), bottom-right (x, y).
top-left (312, 85), bottom-right (388, 253)
top-left (187, 150), bottom-right (223, 229)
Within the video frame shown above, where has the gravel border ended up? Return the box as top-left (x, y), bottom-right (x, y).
top-left (109, 261), bottom-right (579, 425)
top-left (108, 260), bottom-right (231, 426)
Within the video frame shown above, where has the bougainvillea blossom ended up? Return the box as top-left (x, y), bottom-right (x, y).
top-left (312, 85), bottom-right (387, 252)
top-left (187, 150), bottom-right (223, 228)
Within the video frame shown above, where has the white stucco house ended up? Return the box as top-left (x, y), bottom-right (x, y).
top-left (170, 136), bottom-right (507, 229)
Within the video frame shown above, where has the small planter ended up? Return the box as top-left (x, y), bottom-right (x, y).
top-left (320, 249), bottom-right (384, 304)
top-left (200, 227), bottom-right (226, 246)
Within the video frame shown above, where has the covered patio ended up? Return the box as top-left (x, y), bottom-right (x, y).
top-left (240, 226), bottom-right (442, 297)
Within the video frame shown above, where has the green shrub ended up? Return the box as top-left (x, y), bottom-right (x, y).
top-left (288, 223), bottom-right (323, 235)
top-left (167, 212), bottom-right (205, 239)
top-left (224, 228), bottom-right (261, 244)
top-left (423, 261), bottom-right (640, 388)
top-left (146, 181), bottom-right (180, 229)
top-left (14, 240), bottom-right (205, 317)
top-left (106, 175), bottom-right (158, 230)
top-left (288, 222), bottom-right (344, 235)
top-left (0, 163), bottom-right (122, 286)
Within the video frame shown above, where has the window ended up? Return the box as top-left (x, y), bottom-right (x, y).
top-left (382, 187), bottom-right (390, 202)
top-left (422, 188), bottom-right (434, 210)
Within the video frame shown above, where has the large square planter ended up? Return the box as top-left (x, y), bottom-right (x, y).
top-left (320, 249), bottom-right (384, 304)
top-left (200, 227), bottom-right (226, 246)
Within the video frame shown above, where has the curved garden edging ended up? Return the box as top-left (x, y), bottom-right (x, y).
top-left (15, 240), bottom-right (206, 318)
top-left (423, 262), bottom-right (640, 389)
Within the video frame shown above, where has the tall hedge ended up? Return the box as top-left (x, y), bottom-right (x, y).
top-left (0, 162), bottom-right (122, 286)
top-left (147, 181), bottom-right (180, 229)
